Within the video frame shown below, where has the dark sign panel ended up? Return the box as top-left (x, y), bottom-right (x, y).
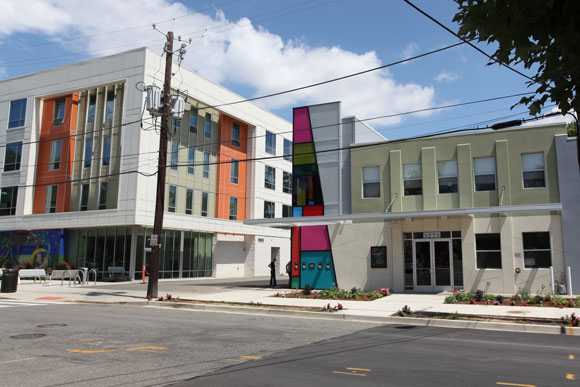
top-left (370, 246), bottom-right (387, 268)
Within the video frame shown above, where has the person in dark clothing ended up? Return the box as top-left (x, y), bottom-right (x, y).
top-left (285, 261), bottom-right (292, 288)
top-left (269, 258), bottom-right (277, 287)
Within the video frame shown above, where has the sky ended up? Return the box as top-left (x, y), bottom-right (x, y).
top-left (0, 0), bottom-right (571, 139)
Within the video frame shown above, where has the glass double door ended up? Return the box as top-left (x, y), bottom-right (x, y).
top-left (413, 239), bottom-right (454, 292)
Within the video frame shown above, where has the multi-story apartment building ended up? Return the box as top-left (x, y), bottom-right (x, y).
top-left (247, 101), bottom-right (579, 295)
top-left (0, 48), bottom-right (293, 280)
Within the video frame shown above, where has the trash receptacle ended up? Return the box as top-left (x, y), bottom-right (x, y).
top-left (1, 269), bottom-right (18, 293)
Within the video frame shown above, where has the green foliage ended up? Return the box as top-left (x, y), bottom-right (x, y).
top-left (567, 122), bottom-right (578, 137)
top-left (483, 293), bottom-right (495, 302)
top-left (453, 1), bottom-right (580, 116)
top-left (516, 288), bottom-right (530, 302)
top-left (444, 295), bottom-right (457, 304)
top-left (527, 296), bottom-right (542, 305)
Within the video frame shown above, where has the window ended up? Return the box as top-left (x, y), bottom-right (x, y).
top-left (229, 197), bottom-right (238, 220)
top-left (264, 165), bottom-right (276, 190)
top-left (46, 185), bottom-right (58, 213)
top-left (189, 108), bottom-right (198, 133)
top-left (203, 152), bottom-right (210, 178)
top-left (102, 135), bottom-right (111, 166)
top-left (475, 233), bottom-right (501, 269)
top-left (84, 138), bottom-right (93, 168)
top-left (172, 118), bottom-right (181, 135)
top-left (4, 142), bottom-right (22, 171)
top-left (105, 91), bottom-right (114, 121)
top-left (438, 160), bottom-right (458, 193)
top-left (53, 98), bottom-right (66, 126)
top-left (362, 166), bottom-right (380, 198)
top-left (522, 153), bottom-right (545, 188)
top-left (403, 163), bottom-right (422, 195)
top-left (87, 94), bottom-right (96, 123)
top-left (201, 192), bottom-right (208, 216)
top-left (265, 130), bottom-right (276, 155)
top-left (188, 148), bottom-right (195, 174)
top-left (0, 187), bottom-right (18, 216)
top-left (98, 182), bottom-right (108, 210)
top-left (170, 141), bottom-right (178, 170)
top-left (230, 158), bottom-right (239, 184)
top-left (283, 139), bottom-right (292, 161)
top-left (523, 232), bottom-right (551, 268)
top-left (204, 113), bottom-right (212, 138)
top-left (283, 171), bottom-right (292, 194)
top-left (264, 201), bottom-right (275, 218)
top-left (232, 122), bottom-right (240, 146)
top-left (168, 185), bottom-right (177, 212)
top-left (474, 157), bottom-right (496, 191)
top-left (185, 189), bottom-right (193, 215)
top-left (8, 99), bottom-right (27, 128)
top-left (49, 141), bottom-right (62, 170)
top-left (283, 205), bottom-right (292, 217)
top-left (80, 184), bottom-right (89, 211)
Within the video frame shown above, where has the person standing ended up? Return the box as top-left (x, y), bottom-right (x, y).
top-left (286, 261), bottom-right (292, 288)
top-left (269, 258), bottom-right (277, 287)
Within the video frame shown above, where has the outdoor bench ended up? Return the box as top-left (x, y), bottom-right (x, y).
top-left (105, 266), bottom-right (128, 281)
top-left (18, 269), bottom-right (48, 284)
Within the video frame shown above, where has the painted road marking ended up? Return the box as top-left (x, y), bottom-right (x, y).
top-left (240, 356), bottom-right (262, 359)
top-left (496, 383), bottom-right (536, 387)
top-left (126, 346), bottom-right (168, 352)
top-left (347, 368), bottom-right (371, 372)
top-left (333, 367), bottom-right (370, 377)
top-left (570, 355), bottom-right (575, 360)
top-left (67, 349), bottom-right (117, 354)
top-left (333, 371), bottom-right (366, 377)
top-left (567, 374), bottom-right (576, 380)
top-left (0, 357), bottom-right (36, 364)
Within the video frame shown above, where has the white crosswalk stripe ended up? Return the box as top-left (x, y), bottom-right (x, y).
top-left (0, 300), bottom-right (55, 308)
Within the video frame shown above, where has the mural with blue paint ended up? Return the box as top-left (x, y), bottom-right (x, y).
top-left (0, 229), bottom-right (67, 268)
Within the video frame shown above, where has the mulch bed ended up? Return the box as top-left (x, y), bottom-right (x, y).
top-left (162, 298), bottom-right (323, 312)
top-left (452, 300), bottom-right (578, 308)
top-left (394, 311), bottom-right (571, 326)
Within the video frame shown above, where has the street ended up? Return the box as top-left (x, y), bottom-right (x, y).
top-left (0, 301), bottom-right (578, 386)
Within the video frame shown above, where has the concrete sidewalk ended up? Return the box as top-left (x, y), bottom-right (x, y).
top-left (3, 277), bottom-right (578, 322)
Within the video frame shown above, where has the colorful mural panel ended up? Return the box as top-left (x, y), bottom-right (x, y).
top-left (0, 229), bottom-right (67, 269)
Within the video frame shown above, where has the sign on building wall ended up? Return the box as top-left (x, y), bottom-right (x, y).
top-left (370, 246), bottom-right (387, 268)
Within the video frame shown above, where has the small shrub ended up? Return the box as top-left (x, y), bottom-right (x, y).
top-left (570, 313), bottom-right (579, 327)
top-left (483, 293), bottom-right (495, 302)
top-left (449, 311), bottom-right (461, 320)
top-left (350, 287), bottom-right (360, 295)
top-left (397, 305), bottom-right (412, 317)
top-left (544, 294), bottom-right (552, 302)
top-left (516, 288), bottom-right (530, 302)
top-left (495, 295), bottom-right (504, 304)
top-left (474, 290), bottom-right (485, 302)
top-left (165, 293), bottom-right (172, 301)
top-left (444, 295), bottom-right (457, 304)
top-left (302, 285), bottom-right (312, 296)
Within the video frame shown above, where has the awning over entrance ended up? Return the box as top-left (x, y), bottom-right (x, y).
top-left (243, 203), bottom-right (562, 228)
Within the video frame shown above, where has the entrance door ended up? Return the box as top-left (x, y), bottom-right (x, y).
top-left (413, 239), bottom-right (453, 292)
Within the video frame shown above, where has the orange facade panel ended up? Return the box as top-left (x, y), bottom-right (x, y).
top-left (215, 114), bottom-right (247, 221)
top-left (33, 93), bottom-right (79, 214)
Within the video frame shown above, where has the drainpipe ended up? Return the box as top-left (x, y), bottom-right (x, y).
top-left (550, 266), bottom-right (555, 294)
top-left (385, 193), bottom-right (398, 213)
top-left (566, 266), bottom-right (573, 296)
top-left (498, 186), bottom-right (505, 206)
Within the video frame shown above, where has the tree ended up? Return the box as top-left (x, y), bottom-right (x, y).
top-left (453, 0), bottom-right (580, 118)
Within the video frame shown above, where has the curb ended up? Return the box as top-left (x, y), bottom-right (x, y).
top-left (146, 301), bottom-right (579, 336)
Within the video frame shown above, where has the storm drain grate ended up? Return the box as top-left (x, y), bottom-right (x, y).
top-left (10, 333), bottom-right (47, 339)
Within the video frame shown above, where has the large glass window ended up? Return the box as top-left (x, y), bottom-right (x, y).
top-left (53, 98), bottom-right (66, 126)
top-left (102, 135), bottom-right (111, 166)
top-left (170, 141), bottom-right (179, 170)
top-left (283, 171), bottom-right (292, 194)
top-left (264, 165), bottom-right (275, 190)
top-left (523, 232), bottom-right (551, 268)
top-left (264, 200), bottom-right (275, 218)
top-left (265, 130), bottom-right (276, 155)
top-left (84, 138), bottom-right (93, 168)
top-left (4, 142), bottom-right (22, 171)
top-left (80, 184), bottom-right (89, 211)
top-left (230, 158), bottom-right (239, 184)
top-left (46, 185), bottom-right (58, 213)
top-left (168, 185), bottom-right (176, 212)
top-left (105, 91), bottom-right (114, 121)
top-left (283, 139), bottom-right (292, 161)
top-left (98, 182), bottom-right (108, 210)
top-left (232, 122), bottom-right (240, 146)
top-left (201, 192), bottom-right (208, 216)
top-left (282, 205), bottom-right (292, 217)
top-left (189, 108), bottom-right (198, 133)
top-left (188, 148), bottom-right (195, 174)
top-left (204, 113), bottom-right (212, 138)
top-left (475, 233), bottom-right (501, 269)
top-left (438, 160), bottom-right (458, 193)
top-left (474, 157), bottom-right (496, 191)
top-left (87, 94), bottom-right (96, 123)
top-left (229, 197), bottom-right (238, 220)
top-left (522, 153), bottom-right (545, 188)
top-left (49, 141), bottom-right (62, 170)
top-left (0, 187), bottom-right (17, 216)
top-left (203, 152), bottom-right (210, 178)
top-left (185, 189), bottom-right (193, 215)
top-left (362, 166), bottom-right (380, 198)
top-left (403, 163), bottom-right (422, 195)
top-left (8, 99), bottom-right (27, 128)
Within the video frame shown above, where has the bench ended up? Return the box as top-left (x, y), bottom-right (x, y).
top-left (105, 266), bottom-right (128, 282)
top-left (19, 269), bottom-right (48, 284)
top-left (47, 269), bottom-right (80, 287)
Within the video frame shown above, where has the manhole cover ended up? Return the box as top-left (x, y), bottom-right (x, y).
top-left (10, 333), bottom-right (47, 339)
top-left (394, 325), bottom-right (417, 329)
top-left (37, 323), bottom-right (68, 328)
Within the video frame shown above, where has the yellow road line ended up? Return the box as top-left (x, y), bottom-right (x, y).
top-left (126, 346), bottom-right (168, 352)
top-left (240, 356), bottom-right (262, 359)
top-left (67, 349), bottom-right (117, 354)
top-left (496, 383), bottom-right (536, 387)
top-left (570, 355), bottom-right (575, 360)
top-left (333, 371), bottom-right (366, 376)
top-left (566, 374), bottom-right (576, 380)
top-left (347, 368), bottom-right (371, 371)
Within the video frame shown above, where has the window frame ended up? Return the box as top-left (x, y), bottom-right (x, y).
top-left (203, 152), bottom-right (210, 178)
top-left (105, 90), bottom-right (114, 121)
top-left (362, 166), bottom-right (381, 198)
top-left (189, 108), bottom-right (198, 133)
top-left (98, 182), bottom-right (108, 210)
top-left (475, 233), bottom-right (502, 269)
top-left (0, 186), bottom-right (18, 216)
top-left (185, 189), bottom-right (193, 215)
top-left (264, 200), bottom-right (275, 218)
top-left (264, 165), bottom-right (276, 190)
top-left (87, 94), bottom-right (96, 124)
top-left (283, 139), bottom-right (292, 161)
top-left (229, 197), bottom-right (238, 220)
top-left (187, 148), bottom-right (195, 174)
top-left (283, 171), bottom-right (292, 194)
top-left (49, 140), bottom-right (62, 170)
top-left (102, 135), bottom-right (111, 166)
top-left (8, 99), bottom-right (27, 129)
top-left (170, 141), bottom-right (179, 170)
top-left (84, 138), bottom-right (93, 168)
top-left (282, 204), bottom-right (292, 218)
top-left (168, 185), bottom-right (177, 213)
top-left (46, 185), bottom-right (58, 213)
top-left (201, 192), bottom-right (209, 217)
top-left (204, 113), bottom-right (212, 139)
top-left (53, 98), bottom-right (66, 126)
top-left (437, 160), bottom-right (458, 194)
top-left (4, 141), bottom-right (23, 172)
top-left (232, 122), bottom-right (240, 147)
top-left (403, 163), bottom-right (422, 196)
top-left (265, 130), bottom-right (276, 155)
top-left (230, 158), bottom-right (239, 184)
top-left (474, 157), bottom-right (496, 191)
top-left (80, 183), bottom-right (89, 211)
top-left (521, 152), bottom-right (546, 188)
top-left (523, 232), bottom-right (551, 268)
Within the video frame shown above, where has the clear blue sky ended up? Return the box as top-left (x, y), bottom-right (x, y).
top-left (0, 0), bottom-right (565, 139)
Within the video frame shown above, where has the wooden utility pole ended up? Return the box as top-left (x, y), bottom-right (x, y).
top-left (147, 31), bottom-right (174, 299)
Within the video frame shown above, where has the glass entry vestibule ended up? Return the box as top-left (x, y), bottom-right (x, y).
top-left (404, 231), bottom-right (463, 292)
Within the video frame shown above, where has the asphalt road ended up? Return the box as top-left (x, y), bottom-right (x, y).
top-left (1, 301), bottom-right (578, 387)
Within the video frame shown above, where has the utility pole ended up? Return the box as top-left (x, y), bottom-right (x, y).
top-left (147, 31), bottom-right (174, 299)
